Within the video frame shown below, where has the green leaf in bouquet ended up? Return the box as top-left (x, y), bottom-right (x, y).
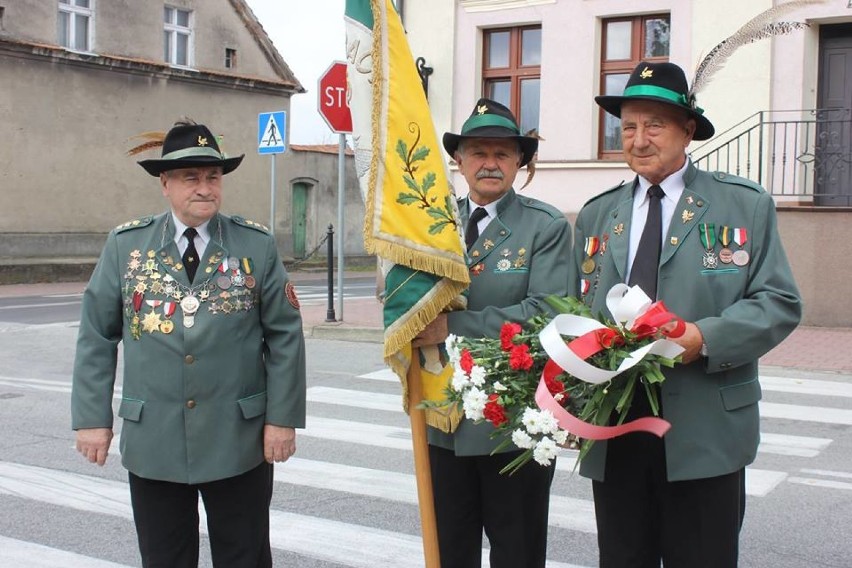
top-left (614, 373), bottom-right (637, 414)
top-left (498, 448), bottom-right (535, 476)
top-left (643, 379), bottom-right (661, 416)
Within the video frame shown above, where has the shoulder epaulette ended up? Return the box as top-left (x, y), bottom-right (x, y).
top-left (712, 171), bottom-right (764, 193)
top-left (517, 195), bottom-right (564, 220)
top-left (114, 216), bottom-right (153, 233)
top-left (584, 180), bottom-right (628, 207)
top-left (231, 216), bottom-right (270, 234)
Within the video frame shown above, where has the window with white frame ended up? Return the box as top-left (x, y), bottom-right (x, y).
top-left (58, 0), bottom-right (94, 52)
top-left (164, 5), bottom-right (192, 67)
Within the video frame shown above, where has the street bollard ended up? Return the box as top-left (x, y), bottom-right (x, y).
top-left (325, 224), bottom-right (336, 322)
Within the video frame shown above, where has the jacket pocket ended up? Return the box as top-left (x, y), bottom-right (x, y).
top-left (719, 378), bottom-right (762, 411)
top-left (117, 398), bottom-right (144, 422)
top-left (237, 392), bottom-right (267, 420)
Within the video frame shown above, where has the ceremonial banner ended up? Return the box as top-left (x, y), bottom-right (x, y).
top-left (345, 0), bottom-right (469, 430)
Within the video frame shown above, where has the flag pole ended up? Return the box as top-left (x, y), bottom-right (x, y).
top-left (408, 347), bottom-right (441, 567)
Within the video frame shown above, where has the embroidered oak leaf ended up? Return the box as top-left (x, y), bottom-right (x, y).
top-left (394, 122), bottom-right (459, 234)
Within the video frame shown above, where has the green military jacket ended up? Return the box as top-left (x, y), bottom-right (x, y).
top-left (573, 162), bottom-right (801, 482)
top-left (72, 212), bottom-right (306, 484)
top-left (428, 188), bottom-right (574, 455)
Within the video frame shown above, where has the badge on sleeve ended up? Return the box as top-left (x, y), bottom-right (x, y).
top-left (285, 281), bottom-right (301, 310)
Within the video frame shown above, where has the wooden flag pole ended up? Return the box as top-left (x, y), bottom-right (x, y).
top-left (408, 347), bottom-right (441, 567)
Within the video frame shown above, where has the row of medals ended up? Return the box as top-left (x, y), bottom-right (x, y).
top-left (579, 237), bottom-right (750, 274)
top-left (178, 256), bottom-right (256, 329)
top-left (126, 250), bottom-right (254, 336)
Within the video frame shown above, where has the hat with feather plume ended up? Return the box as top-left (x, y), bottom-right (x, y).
top-left (596, 0), bottom-right (821, 142)
top-left (130, 120), bottom-right (244, 176)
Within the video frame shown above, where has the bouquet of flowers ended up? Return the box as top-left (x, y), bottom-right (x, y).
top-left (436, 284), bottom-right (685, 474)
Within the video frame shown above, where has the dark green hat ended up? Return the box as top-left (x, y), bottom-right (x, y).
top-left (138, 123), bottom-right (244, 176)
top-left (442, 98), bottom-right (538, 167)
top-left (595, 61), bottom-right (715, 141)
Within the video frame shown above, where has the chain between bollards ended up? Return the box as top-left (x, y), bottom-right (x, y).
top-left (325, 224), bottom-right (336, 322)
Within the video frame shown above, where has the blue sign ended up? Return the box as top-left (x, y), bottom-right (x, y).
top-left (257, 111), bottom-right (286, 155)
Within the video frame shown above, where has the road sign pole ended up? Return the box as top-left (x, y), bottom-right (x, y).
top-left (269, 154), bottom-right (276, 235)
top-left (337, 133), bottom-right (345, 321)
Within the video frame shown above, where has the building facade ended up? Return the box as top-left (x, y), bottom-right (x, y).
top-left (0, 0), bottom-right (306, 270)
top-left (403, 0), bottom-right (852, 325)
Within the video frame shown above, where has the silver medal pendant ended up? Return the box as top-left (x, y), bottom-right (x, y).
top-left (702, 250), bottom-right (718, 269)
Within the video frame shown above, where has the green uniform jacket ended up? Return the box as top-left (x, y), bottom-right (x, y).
top-left (428, 189), bottom-right (574, 455)
top-left (574, 162), bottom-right (801, 482)
top-left (72, 212), bottom-right (306, 484)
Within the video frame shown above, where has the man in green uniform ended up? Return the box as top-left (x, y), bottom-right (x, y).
top-left (414, 99), bottom-right (574, 568)
top-left (574, 62), bottom-right (801, 567)
top-left (72, 120), bottom-right (306, 567)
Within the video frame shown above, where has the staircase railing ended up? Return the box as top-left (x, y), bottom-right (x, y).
top-left (690, 108), bottom-right (852, 206)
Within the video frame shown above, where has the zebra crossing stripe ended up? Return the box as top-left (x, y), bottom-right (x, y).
top-left (760, 375), bottom-right (852, 398)
top-left (277, 458), bottom-right (598, 534)
top-left (305, 387), bottom-right (831, 459)
top-left (760, 401), bottom-right (852, 425)
top-left (0, 461), bottom-right (588, 568)
top-left (0, 535), bottom-right (134, 568)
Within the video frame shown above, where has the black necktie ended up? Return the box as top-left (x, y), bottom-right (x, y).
top-left (628, 185), bottom-right (665, 300)
top-left (182, 227), bottom-right (200, 283)
top-left (465, 207), bottom-right (488, 251)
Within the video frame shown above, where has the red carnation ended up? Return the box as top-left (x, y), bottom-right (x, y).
top-left (483, 394), bottom-right (508, 427)
top-left (545, 374), bottom-right (566, 396)
top-left (500, 322), bottom-right (523, 351)
top-left (508, 343), bottom-right (534, 371)
top-left (459, 349), bottom-right (474, 374)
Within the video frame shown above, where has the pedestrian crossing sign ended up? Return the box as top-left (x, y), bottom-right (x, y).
top-left (258, 111), bottom-right (287, 155)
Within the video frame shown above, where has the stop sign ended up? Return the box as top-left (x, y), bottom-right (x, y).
top-left (318, 61), bottom-right (353, 134)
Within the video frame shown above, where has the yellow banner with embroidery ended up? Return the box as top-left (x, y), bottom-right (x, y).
top-left (345, 0), bottom-right (469, 431)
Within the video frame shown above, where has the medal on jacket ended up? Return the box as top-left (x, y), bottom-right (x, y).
top-left (160, 301), bottom-right (176, 334)
top-left (582, 236), bottom-right (599, 274)
top-left (699, 223), bottom-right (718, 269)
top-left (181, 294), bottom-right (200, 328)
top-left (732, 227), bottom-right (750, 266)
top-left (718, 225), bottom-right (734, 264)
top-left (130, 291), bottom-right (144, 340)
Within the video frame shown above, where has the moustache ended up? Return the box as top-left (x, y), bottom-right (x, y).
top-left (475, 168), bottom-right (504, 180)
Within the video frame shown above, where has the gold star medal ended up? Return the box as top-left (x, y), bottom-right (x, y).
top-left (141, 311), bottom-right (162, 333)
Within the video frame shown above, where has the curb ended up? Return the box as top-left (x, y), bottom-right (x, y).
top-left (307, 325), bottom-right (383, 343)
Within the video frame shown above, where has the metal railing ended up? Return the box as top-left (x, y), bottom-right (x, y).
top-left (691, 108), bottom-right (852, 206)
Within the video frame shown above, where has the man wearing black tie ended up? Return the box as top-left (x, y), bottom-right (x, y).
top-left (413, 99), bottom-right (573, 567)
top-left (573, 62), bottom-right (801, 567)
top-left (72, 120), bottom-right (306, 567)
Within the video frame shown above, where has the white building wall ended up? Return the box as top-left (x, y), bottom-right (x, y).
top-left (439, 0), bottom-right (852, 215)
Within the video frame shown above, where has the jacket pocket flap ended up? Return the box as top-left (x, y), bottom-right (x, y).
top-left (720, 379), bottom-right (762, 411)
top-left (238, 392), bottom-right (267, 419)
top-left (118, 398), bottom-right (144, 422)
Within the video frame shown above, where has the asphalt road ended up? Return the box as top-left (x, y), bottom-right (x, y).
top-left (0, 291), bottom-right (850, 567)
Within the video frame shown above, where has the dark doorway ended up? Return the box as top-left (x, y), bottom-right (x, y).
top-left (816, 24), bottom-right (852, 206)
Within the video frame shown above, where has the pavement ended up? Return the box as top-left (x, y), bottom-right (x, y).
top-left (1, 273), bottom-right (851, 374)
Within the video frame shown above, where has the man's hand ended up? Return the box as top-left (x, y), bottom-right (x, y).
top-left (661, 321), bottom-right (704, 364)
top-left (264, 425), bottom-right (296, 463)
top-left (76, 428), bottom-right (113, 466)
top-left (412, 313), bottom-right (449, 347)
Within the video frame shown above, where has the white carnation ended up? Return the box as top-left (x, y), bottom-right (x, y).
top-left (462, 387), bottom-right (488, 421)
top-left (511, 429), bottom-right (535, 449)
top-left (469, 365), bottom-right (487, 387)
top-left (538, 409), bottom-right (560, 435)
top-left (553, 429), bottom-right (569, 445)
top-left (445, 334), bottom-right (462, 364)
top-left (533, 436), bottom-right (559, 466)
top-left (451, 368), bottom-right (471, 392)
top-left (521, 407), bottom-right (544, 434)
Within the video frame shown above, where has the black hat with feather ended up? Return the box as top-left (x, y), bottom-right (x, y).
top-left (133, 121), bottom-right (244, 176)
top-left (595, 62), bottom-right (716, 141)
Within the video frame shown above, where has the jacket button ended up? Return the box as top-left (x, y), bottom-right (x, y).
top-left (186, 400), bottom-right (196, 409)
top-left (185, 355), bottom-right (194, 364)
